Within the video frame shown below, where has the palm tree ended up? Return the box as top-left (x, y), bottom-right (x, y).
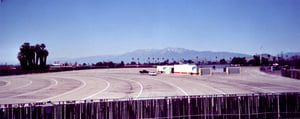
top-left (18, 43), bottom-right (30, 69)
top-left (131, 57), bottom-right (135, 64)
top-left (18, 43), bottom-right (49, 69)
top-left (29, 46), bottom-right (35, 69)
top-left (40, 44), bottom-right (46, 66)
top-left (17, 52), bottom-right (26, 69)
top-left (40, 43), bottom-right (48, 68)
top-left (35, 44), bottom-right (41, 67)
top-left (43, 50), bottom-right (49, 68)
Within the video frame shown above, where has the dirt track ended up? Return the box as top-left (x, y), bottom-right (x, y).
top-left (0, 67), bottom-right (300, 104)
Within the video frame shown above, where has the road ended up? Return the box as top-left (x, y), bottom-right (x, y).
top-left (0, 67), bottom-right (300, 104)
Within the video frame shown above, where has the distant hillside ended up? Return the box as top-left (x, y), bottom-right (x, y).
top-left (282, 52), bottom-right (300, 58)
top-left (49, 48), bottom-right (251, 64)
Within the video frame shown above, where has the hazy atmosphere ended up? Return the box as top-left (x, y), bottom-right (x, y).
top-left (1, 0), bottom-right (300, 64)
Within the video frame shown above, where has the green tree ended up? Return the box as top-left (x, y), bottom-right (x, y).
top-left (231, 57), bottom-right (246, 65)
top-left (220, 59), bottom-right (227, 64)
top-left (120, 61), bottom-right (125, 67)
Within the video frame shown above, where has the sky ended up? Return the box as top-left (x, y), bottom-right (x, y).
top-left (1, 0), bottom-right (300, 64)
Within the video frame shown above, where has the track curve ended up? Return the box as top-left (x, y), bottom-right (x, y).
top-left (0, 67), bottom-right (300, 104)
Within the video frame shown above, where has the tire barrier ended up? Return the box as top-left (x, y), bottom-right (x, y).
top-left (199, 68), bottom-right (212, 75)
top-left (1, 92), bottom-right (299, 119)
top-left (282, 69), bottom-right (300, 80)
top-left (226, 67), bottom-right (241, 75)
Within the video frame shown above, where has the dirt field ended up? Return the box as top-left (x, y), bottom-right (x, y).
top-left (0, 67), bottom-right (300, 104)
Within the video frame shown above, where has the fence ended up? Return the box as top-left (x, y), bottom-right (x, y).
top-left (1, 92), bottom-right (300, 119)
top-left (281, 69), bottom-right (300, 80)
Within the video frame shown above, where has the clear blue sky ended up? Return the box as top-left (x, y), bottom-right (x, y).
top-left (1, 0), bottom-right (300, 64)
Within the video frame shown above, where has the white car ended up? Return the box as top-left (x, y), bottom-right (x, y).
top-left (148, 72), bottom-right (157, 76)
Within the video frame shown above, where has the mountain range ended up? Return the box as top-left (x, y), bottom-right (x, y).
top-left (49, 48), bottom-right (253, 64)
top-left (49, 48), bottom-right (300, 64)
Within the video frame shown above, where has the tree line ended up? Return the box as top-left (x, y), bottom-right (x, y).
top-left (231, 55), bottom-right (300, 68)
top-left (15, 42), bottom-right (299, 71)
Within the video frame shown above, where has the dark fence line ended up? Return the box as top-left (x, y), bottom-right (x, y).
top-left (1, 93), bottom-right (300, 119)
top-left (281, 69), bottom-right (300, 79)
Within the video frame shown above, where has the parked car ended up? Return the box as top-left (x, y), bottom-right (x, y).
top-left (139, 70), bottom-right (149, 74)
top-left (148, 72), bottom-right (157, 76)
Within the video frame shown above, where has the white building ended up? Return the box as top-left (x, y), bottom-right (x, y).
top-left (157, 65), bottom-right (174, 74)
top-left (157, 64), bottom-right (240, 76)
top-left (174, 64), bottom-right (198, 75)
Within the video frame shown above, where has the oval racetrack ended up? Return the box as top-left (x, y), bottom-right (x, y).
top-left (0, 67), bottom-right (300, 104)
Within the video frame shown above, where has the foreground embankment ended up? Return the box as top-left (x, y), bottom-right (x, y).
top-left (0, 92), bottom-right (299, 119)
